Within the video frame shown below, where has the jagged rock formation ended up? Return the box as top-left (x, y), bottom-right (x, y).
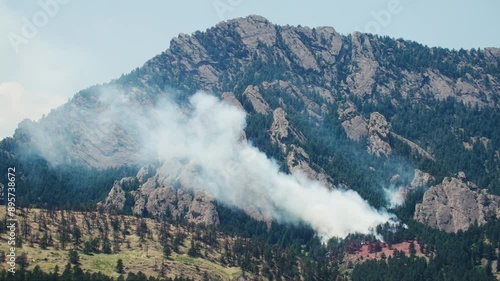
top-left (415, 173), bottom-right (500, 233)
top-left (338, 102), bottom-right (368, 141)
top-left (410, 169), bottom-right (435, 189)
top-left (101, 178), bottom-right (132, 212)
top-left (367, 112), bottom-right (392, 157)
top-left (103, 160), bottom-right (220, 226)
top-left (286, 145), bottom-right (334, 188)
top-left (338, 106), bottom-right (432, 160)
top-left (243, 86), bottom-right (271, 114)
top-left (269, 107), bottom-right (306, 153)
top-left (342, 116), bottom-right (368, 142)
top-left (387, 169), bottom-right (435, 208)
top-left (221, 91), bottom-right (245, 112)
top-left (270, 108), bottom-right (290, 150)
top-left (347, 32), bottom-right (379, 99)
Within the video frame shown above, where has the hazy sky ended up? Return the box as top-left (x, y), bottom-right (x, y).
top-left (1, 0), bottom-right (499, 138)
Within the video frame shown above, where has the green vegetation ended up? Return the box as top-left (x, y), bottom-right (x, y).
top-left (1, 18), bottom-right (500, 281)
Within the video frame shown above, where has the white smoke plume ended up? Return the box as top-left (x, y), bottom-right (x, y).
top-left (21, 87), bottom-right (395, 240)
top-left (138, 92), bottom-right (394, 239)
top-left (384, 187), bottom-right (406, 209)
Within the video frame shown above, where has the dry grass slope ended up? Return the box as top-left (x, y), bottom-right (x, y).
top-left (0, 207), bottom-right (254, 280)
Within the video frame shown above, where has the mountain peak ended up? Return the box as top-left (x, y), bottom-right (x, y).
top-left (226, 14), bottom-right (271, 25)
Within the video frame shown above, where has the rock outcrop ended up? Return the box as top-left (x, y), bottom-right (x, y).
top-left (367, 112), bottom-right (392, 157)
top-left (415, 173), bottom-right (500, 233)
top-left (342, 116), bottom-right (368, 142)
top-left (286, 145), bottom-right (334, 188)
top-left (270, 107), bottom-right (306, 153)
top-left (102, 161), bottom-right (220, 226)
top-left (221, 92), bottom-right (246, 112)
top-left (410, 169), bottom-right (435, 189)
top-left (243, 86), bottom-right (271, 115)
top-left (338, 101), bottom-right (368, 141)
top-left (101, 177), bottom-right (135, 212)
top-left (185, 191), bottom-right (219, 226)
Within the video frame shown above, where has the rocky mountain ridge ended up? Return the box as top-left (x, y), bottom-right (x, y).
top-left (2, 15), bottom-right (500, 232)
top-left (11, 15), bottom-right (500, 169)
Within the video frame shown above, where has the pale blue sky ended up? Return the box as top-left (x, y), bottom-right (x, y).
top-left (0, 0), bottom-right (499, 138)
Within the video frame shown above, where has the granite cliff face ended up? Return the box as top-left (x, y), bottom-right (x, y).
top-left (415, 173), bottom-right (500, 233)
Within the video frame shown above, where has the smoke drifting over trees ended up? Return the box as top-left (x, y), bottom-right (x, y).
top-left (21, 87), bottom-right (394, 239)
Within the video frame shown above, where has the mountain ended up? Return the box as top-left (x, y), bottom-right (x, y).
top-left (5, 14), bottom-right (500, 209)
top-left (1, 15), bottom-right (500, 280)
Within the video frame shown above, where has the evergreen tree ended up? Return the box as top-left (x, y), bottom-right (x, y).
top-left (68, 249), bottom-right (79, 264)
top-left (72, 227), bottom-right (81, 246)
top-left (17, 253), bottom-right (29, 271)
top-left (40, 233), bottom-right (48, 250)
top-left (102, 237), bottom-right (112, 254)
top-left (60, 263), bottom-right (72, 281)
top-left (163, 245), bottom-right (171, 260)
top-left (116, 258), bottom-right (125, 274)
top-left (83, 241), bottom-right (92, 255)
top-left (188, 239), bottom-right (199, 257)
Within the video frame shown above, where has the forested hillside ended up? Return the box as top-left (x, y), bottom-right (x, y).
top-left (0, 15), bottom-right (499, 280)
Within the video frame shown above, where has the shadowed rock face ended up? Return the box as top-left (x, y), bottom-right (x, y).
top-left (415, 173), bottom-right (500, 233)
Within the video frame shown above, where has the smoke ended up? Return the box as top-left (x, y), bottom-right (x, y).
top-left (384, 187), bottom-right (406, 208)
top-left (137, 91), bottom-right (394, 239)
top-left (21, 86), bottom-right (395, 239)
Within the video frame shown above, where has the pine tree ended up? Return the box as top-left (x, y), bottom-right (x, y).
top-left (83, 241), bottom-right (92, 255)
top-left (72, 227), bottom-right (81, 246)
top-left (163, 245), bottom-right (171, 260)
top-left (40, 233), bottom-right (48, 250)
top-left (68, 249), bottom-right (79, 264)
top-left (17, 252), bottom-right (29, 271)
top-left (116, 258), bottom-right (125, 274)
top-left (188, 239), bottom-right (198, 257)
top-left (61, 262), bottom-right (72, 281)
top-left (409, 242), bottom-right (417, 257)
top-left (102, 237), bottom-right (112, 254)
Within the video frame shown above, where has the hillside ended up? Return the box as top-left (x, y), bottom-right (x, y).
top-left (0, 207), bottom-right (343, 280)
top-left (0, 206), bottom-right (499, 280)
top-left (0, 15), bottom-right (500, 280)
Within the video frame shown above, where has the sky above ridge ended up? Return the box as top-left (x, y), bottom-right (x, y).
top-left (0, 0), bottom-right (499, 138)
